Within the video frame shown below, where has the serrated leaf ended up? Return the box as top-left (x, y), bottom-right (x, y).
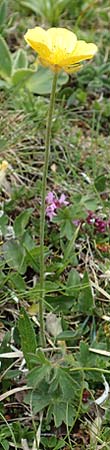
top-left (25, 385), bottom-right (51, 413)
top-left (27, 363), bottom-right (51, 387)
top-left (29, 349), bottom-right (49, 365)
top-left (78, 271), bottom-right (94, 314)
top-left (53, 401), bottom-right (66, 427)
top-left (0, 36), bottom-right (12, 79)
top-left (14, 208), bottom-right (33, 237)
top-left (58, 367), bottom-right (77, 401)
top-left (53, 401), bottom-right (75, 427)
top-left (18, 307), bottom-right (37, 370)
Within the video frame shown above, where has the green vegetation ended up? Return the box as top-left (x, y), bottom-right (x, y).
top-left (0, 0), bottom-right (110, 448)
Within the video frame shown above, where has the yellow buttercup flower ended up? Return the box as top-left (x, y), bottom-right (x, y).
top-left (24, 27), bottom-right (97, 73)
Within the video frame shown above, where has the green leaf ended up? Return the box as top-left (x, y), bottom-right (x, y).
top-left (66, 269), bottom-right (81, 296)
top-left (58, 368), bottom-right (77, 401)
top-left (3, 239), bottom-right (26, 274)
top-left (78, 341), bottom-right (98, 373)
top-left (14, 208), bottom-right (33, 238)
top-left (41, 436), bottom-right (58, 449)
top-left (24, 246), bottom-right (40, 272)
top-left (20, 0), bottom-right (41, 14)
top-left (9, 272), bottom-right (27, 291)
top-left (94, 174), bottom-right (106, 192)
top-left (79, 341), bottom-right (90, 367)
top-left (25, 385), bottom-right (51, 413)
top-left (78, 271), bottom-right (94, 314)
top-left (60, 219), bottom-right (74, 240)
top-left (53, 401), bottom-right (66, 427)
top-left (26, 66), bottom-right (68, 95)
top-left (20, 0), bottom-right (71, 22)
top-left (0, 36), bottom-right (12, 79)
top-left (46, 294), bottom-right (74, 312)
top-left (21, 231), bottom-right (35, 251)
top-left (27, 363), bottom-right (51, 388)
top-left (4, 369), bottom-right (20, 379)
top-left (53, 439), bottom-right (66, 450)
top-left (18, 307), bottom-right (37, 370)
top-left (0, 0), bottom-right (7, 27)
top-left (0, 440), bottom-right (9, 450)
top-left (30, 349), bottom-right (50, 365)
top-left (13, 49), bottom-right (28, 70)
top-left (63, 227), bottom-right (80, 262)
top-left (52, 439), bottom-right (65, 450)
top-left (53, 401), bottom-right (75, 427)
top-left (12, 68), bottom-right (34, 86)
top-left (56, 330), bottom-right (80, 340)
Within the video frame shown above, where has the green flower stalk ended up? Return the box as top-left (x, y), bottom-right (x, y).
top-left (39, 72), bottom-right (58, 346)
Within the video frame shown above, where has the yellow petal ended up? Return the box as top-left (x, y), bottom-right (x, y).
top-left (64, 64), bottom-right (82, 74)
top-left (38, 58), bottom-right (60, 72)
top-left (46, 28), bottom-right (77, 65)
top-left (24, 27), bottom-right (51, 58)
top-left (64, 40), bottom-right (98, 65)
top-left (47, 28), bottom-right (77, 67)
top-left (47, 28), bottom-right (77, 53)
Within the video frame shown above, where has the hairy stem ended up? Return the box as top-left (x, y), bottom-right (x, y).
top-left (39, 72), bottom-right (58, 346)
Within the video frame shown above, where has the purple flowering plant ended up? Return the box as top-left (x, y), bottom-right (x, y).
top-left (46, 191), bottom-right (69, 220)
top-left (46, 192), bottom-right (109, 237)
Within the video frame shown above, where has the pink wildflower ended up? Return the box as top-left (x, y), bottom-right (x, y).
top-left (46, 192), bottom-right (55, 204)
top-left (46, 191), bottom-right (69, 220)
top-left (46, 204), bottom-right (57, 220)
top-left (56, 193), bottom-right (69, 207)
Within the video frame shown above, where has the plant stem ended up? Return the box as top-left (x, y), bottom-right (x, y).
top-left (39, 71), bottom-right (58, 347)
